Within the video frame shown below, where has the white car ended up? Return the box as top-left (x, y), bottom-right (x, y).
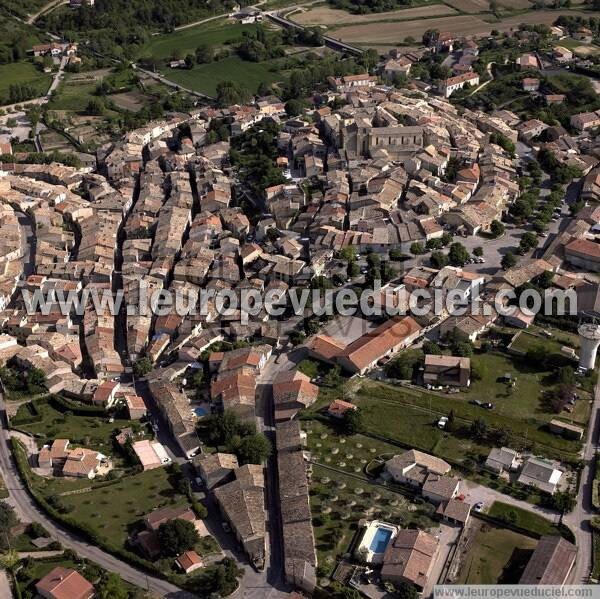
top-left (474, 501), bottom-right (484, 512)
top-left (437, 416), bottom-right (448, 430)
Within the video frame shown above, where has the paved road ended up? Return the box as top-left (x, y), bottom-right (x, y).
top-left (563, 379), bottom-right (600, 583)
top-left (26, 0), bottom-right (68, 24)
top-left (0, 396), bottom-right (193, 597)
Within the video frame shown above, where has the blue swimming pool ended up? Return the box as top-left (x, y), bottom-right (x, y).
top-left (193, 406), bottom-right (208, 417)
top-left (369, 527), bottom-right (393, 553)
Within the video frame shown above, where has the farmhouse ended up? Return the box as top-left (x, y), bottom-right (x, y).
top-left (423, 354), bottom-right (470, 387)
top-left (439, 72), bottom-right (479, 98)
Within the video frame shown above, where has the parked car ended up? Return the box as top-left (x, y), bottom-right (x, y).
top-left (474, 502), bottom-right (484, 512)
top-left (437, 416), bottom-right (448, 430)
top-left (482, 402), bottom-right (495, 410)
top-left (469, 399), bottom-right (482, 406)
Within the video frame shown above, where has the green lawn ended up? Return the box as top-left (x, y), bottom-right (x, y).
top-left (58, 468), bottom-right (189, 548)
top-left (457, 523), bottom-right (537, 584)
top-left (467, 351), bottom-right (591, 426)
top-left (0, 62), bottom-right (51, 102)
top-left (159, 56), bottom-right (282, 96)
top-left (12, 398), bottom-right (134, 454)
top-left (487, 501), bottom-right (559, 536)
top-left (142, 20), bottom-right (262, 60)
top-left (46, 76), bottom-right (99, 112)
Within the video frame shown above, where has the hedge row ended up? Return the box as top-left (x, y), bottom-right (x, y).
top-left (9, 438), bottom-right (173, 584)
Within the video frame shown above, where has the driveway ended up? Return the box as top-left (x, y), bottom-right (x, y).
top-left (460, 479), bottom-right (561, 524)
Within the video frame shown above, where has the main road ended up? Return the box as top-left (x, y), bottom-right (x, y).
top-left (564, 378), bottom-right (600, 583)
top-left (0, 395), bottom-right (194, 597)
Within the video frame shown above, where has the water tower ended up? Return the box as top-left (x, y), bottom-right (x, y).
top-left (578, 322), bottom-right (600, 370)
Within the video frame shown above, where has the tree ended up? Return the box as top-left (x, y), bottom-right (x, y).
top-left (473, 246), bottom-right (483, 257)
top-left (519, 231), bottom-right (538, 253)
top-left (490, 220), bottom-right (505, 238)
top-left (446, 409), bottom-right (456, 433)
top-left (385, 350), bottom-right (423, 380)
top-left (158, 519), bottom-right (200, 557)
top-left (470, 417), bottom-right (488, 441)
top-left (184, 54), bottom-right (195, 69)
top-left (501, 252), bottom-right (517, 270)
top-left (430, 251), bottom-right (449, 270)
top-left (448, 242), bottom-right (470, 266)
top-left (422, 29), bottom-right (439, 47)
top-left (216, 80), bottom-right (250, 107)
top-left (552, 490), bottom-right (575, 514)
top-left (97, 573), bottom-right (129, 599)
top-left (195, 43), bottom-right (212, 64)
top-left (285, 98), bottom-right (305, 117)
top-left (394, 581), bottom-right (419, 599)
top-left (410, 242), bottom-right (426, 255)
top-left (133, 356), bottom-right (152, 377)
top-left (85, 98), bottom-right (104, 116)
top-left (289, 330), bottom-right (306, 346)
top-left (235, 433), bottom-right (272, 465)
top-left (205, 411), bottom-right (255, 446)
top-left (0, 502), bottom-right (17, 537)
top-left (342, 407), bottom-right (364, 434)
top-left (423, 341), bottom-right (442, 355)
top-left (324, 364), bottom-right (343, 387)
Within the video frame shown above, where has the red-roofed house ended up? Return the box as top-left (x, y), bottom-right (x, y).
top-left (36, 567), bottom-right (94, 599)
top-left (328, 399), bottom-right (357, 419)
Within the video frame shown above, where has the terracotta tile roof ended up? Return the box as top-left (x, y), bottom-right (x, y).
top-left (35, 567), bottom-right (94, 599)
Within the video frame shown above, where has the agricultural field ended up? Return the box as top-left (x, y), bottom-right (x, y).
top-left (457, 521), bottom-right (537, 584)
top-left (0, 61), bottom-right (51, 102)
top-left (291, 3), bottom-right (456, 25)
top-left (110, 90), bottom-right (150, 112)
top-left (332, 10), bottom-right (588, 46)
top-left (141, 19), bottom-right (264, 61)
top-left (160, 56), bottom-right (283, 97)
top-left (442, 0), bottom-right (491, 13)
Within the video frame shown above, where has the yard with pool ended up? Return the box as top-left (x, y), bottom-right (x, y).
top-left (310, 464), bottom-right (436, 574)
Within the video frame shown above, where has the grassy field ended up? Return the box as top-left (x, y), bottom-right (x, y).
top-left (0, 61), bottom-right (51, 102)
top-left (58, 468), bottom-right (188, 548)
top-left (466, 351), bottom-right (590, 426)
top-left (356, 374), bottom-right (582, 462)
top-left (142, 20), bottom-right (262, 60)
top-left (457, 522), bottom-right (537, 584)
top-left (487, 501), bottom-right (559, 536)
top-left (161, 56), bottom-right (282, 96)
top-left (12, 398), bottom-right (134, 454)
